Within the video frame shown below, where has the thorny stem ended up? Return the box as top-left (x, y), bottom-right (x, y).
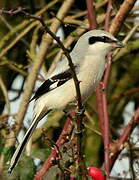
top-left (34, 116), bottom-right (73, 180)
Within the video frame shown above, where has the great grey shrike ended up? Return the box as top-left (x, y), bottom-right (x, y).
top-left (8, 30), bottom-right (123, 173)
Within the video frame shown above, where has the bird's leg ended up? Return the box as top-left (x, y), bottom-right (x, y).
top-left (74, 123), bottom-right (85, 134)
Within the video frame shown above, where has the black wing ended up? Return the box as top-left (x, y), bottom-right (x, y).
top-left (30, 68), bottom-right (73, 102)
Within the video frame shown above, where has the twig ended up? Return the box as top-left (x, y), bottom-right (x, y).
top-left (109, 87), bottom-right (139, 103)
top-left (0, 76), bottom-right (10, 114)
top-left (0, 0), bottom-right (60, 50)
top-left (123, 23), bottom-right (139, 44)
top-left (85, 0), bottom-right (112, 179)
top-left (83, 123), bottom-right (102, 136)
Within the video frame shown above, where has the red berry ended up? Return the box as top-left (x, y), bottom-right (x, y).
top-left (88, 167), bottom-right (105, 180)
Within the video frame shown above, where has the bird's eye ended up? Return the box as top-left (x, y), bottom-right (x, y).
top-left (102, 36), bottom-right (107, 42)
top-left (88, 36), bottom-right (96, 44)
top-left (102, 36), bottom-right (116, 43)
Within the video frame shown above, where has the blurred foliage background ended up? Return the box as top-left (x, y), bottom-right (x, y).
top-left (0, 0), bottom-right (139, 179)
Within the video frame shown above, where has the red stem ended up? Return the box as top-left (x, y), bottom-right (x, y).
top-left (86, 0), bottom-right (97, 29)
top-left (34, 116), bottom-right (73, 180)
top-left (96, 88), bottom-right (104, 134)
top-left (102, 91), bottom-right (110, 177)
top-left (102, 2), bottom-right (113, 178)
top-left (96, 1), bottom-right (113, 179)
top-left (104, 0), bottom-right (113, 31)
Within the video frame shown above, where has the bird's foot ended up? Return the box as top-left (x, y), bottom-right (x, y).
top-left (75, 124), bottom-right (85, 134)
top-left (99, 82), bottom-right (105, 91)
top-left (76, 106), bottom-right (85, 116)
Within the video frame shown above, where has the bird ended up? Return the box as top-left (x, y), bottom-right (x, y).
top-left (8, 30), bottom-right (123, 173)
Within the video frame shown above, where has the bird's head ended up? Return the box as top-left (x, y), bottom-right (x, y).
top-left (87, 30), bottom-right (123, 53)
top-left (72, 30), bottom-right (123, 59)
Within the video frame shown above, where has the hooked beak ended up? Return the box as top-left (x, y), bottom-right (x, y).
top-left (111, 41), bottom-right (124, 48)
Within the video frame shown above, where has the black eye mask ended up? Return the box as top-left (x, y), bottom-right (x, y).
top-left (88, 35), bottom-right (117, 44)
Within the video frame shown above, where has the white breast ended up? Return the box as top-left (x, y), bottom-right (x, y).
top-left (78, 55), bottom-right (106, 101)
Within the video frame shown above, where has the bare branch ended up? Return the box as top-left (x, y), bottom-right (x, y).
top-left (0, 76), bottom-right (10, 114)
